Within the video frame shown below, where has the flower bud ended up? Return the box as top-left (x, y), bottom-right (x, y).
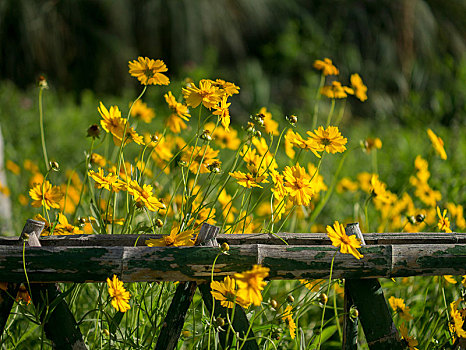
top-left (254, 130), bottom-right (262, 138)
top-left (349, 306), bottom-right (359, 320)
top-left (207, 161), bottom-right (221, 174)
top-left (416, 214), bottom-right (425, 223)
top-left (38, 75), bottom-right (48, 89)
top-left (407, 215), bottom-right (416, 225)
top-left (87, 124), bottom-right (101, 139)
top-left (77, 217), bottom-right (86, 227)
top-left (102, 329), bottom-right (110, 336)
top-left (178, 160), bottom-right (188, 167)
top-left (286, 295), bottom-right (294, 304)
top-left (269, 299), bottom-right (278, 309)
top-left (319, 293), bottom-right (328, 304)
top-left (49, 161), bottom-right (60, 172)
top-left (215, 317), bottom-right (225, 327)
top-left (155, 219), bottom-right (164, 228)
top-left (221, 242), bottom-right (230, 253)
top-left (150, 134), bottom-right (159, 143)
top-left (200, 129), bottom-right (212, 141)
top-left (286, 114), bottom-right (298, 126)
top-left (21, 232), bottom-right (29, 241)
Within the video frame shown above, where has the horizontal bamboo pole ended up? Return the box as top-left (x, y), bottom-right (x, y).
top-left (0, 232), bottom-right (463, 247)
top-left (0, 243), bottom-right (466, 283)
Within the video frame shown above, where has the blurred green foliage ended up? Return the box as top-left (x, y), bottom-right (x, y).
top-left (0, 0), bottom-right (464, 124)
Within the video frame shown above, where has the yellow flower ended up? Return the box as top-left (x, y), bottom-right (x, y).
top-left (449, 299), bottom-right (466, 340)
top-left (350, 73), bottom-right (368, 102)
top-left (388, 296), bottom-right (413, 321)
top-left (427, 129), bottom-right (447, 160)
top-left (128, 57), bottom-right (169, 86)
top-left (210, 276), bottom-right (250, 309)
top-left (127, 180), bottom-right (165, 212)
top-left (6, 160), bottom-right (20, 175)
top-left (182, 79), bottom-right (222, 109)
top-left (282, 164), bottom-right (314, 206)
top-left (146, 225), bottom-right (195, 247)
top-left (229, 171), bottom-right (264, 189)
top-left (320, 81), bottom-right (354, 99)
top-left (164, 91), bottom-right (191, 121)
top-left (307, 126), bottom-right (347, 154)
top-left (313, 58), bottom-right (339, 76)
top-left (130, 100), bottom-right (155, 123)
top-left (413, 182), bottom-right (441, 207)
top-left (370, 175), bottom-right (394, 204)
top-left (53, 213), bottom-right (84, 235)
top-left (181, 145), bottom-right (220, 174)
top-left (213, 95), bottom-right (231, 130)
top-left (165, 113), bottom-right (187, 133)
top-left (437, 206), bottom-right (452, 233)
top-left (299, 279), bottom-right (325, 292)
top-left (444, 275), bottom-right (457, 284)
top-left (285, 130), bottom-right (321, 158)
top-left (0, 180), bottom-right (10, 196)
top-left (88, 168), bottom-right (125, 192)
top-left (447, 203), bottom-right (466, 230)
top-left (106, 275), bottom-right (131, 313)
top-left (336, 177), bottom-right (359, 193)
top-left (24, 159), bottom-right (39, 173)
top-left (258, 107), bottom-right (279, 136)
top-left (207, 123), bottom-right (241, 150)
top-left (212, 79), bottom-right (240, 96)
top-left (364, 137), bottom-right (381, 152)
top-left (281, 305), bottom-right (296, 339)
top-left (234, 265), bottom-right (270, 306)
top-left (90, 153), bottom-right (107, 167)
top-left (399, 323), bottom-right (419, 350)
top-left (326, 221), bottom-right (363, 259)
top-left (218, 189), bottom-right (237, 223)
top-left (29, 180), bottom-right (63, 210)
top-left (98, 102), bottom-right (128, 146)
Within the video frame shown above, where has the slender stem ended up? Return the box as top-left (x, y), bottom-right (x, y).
top-left (317, 253), bottom-right (336, 349)
top-left (308, 151), bottom-right (349, 228)
top-left (335, 100), bottom-right (347, 126)
top-left (38, 87), bottom-right (49, 171)
top-left (333, 284), bottom-right (342, 341)
top-left (312, 74), bottom-right (325, 130)
top-left (325, 99), bottom-right (336, 127)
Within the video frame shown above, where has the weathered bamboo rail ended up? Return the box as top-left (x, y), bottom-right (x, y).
top-left (1, 220), bottom-right (465, 350)
top-left (1, 235), bottom-right (465, 283)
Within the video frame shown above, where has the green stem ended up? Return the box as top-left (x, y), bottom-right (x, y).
top-left (308, 151), bottom-right (349, 229)
top-left (312, 74), bottom-right (325, 130)
top-left (325, 99), bottom-right (336, 127)
top-left (317, 253), bottom-right (336, 349)
top-left (38, 87), bottom-right (49, 171)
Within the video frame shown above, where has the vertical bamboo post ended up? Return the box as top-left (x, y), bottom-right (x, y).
top-left (343, 223), bottom-right (404, 350)
top-left (0, 219), bottom-right (44, 336)
top-left (22, 219), bottom-right (87, 349)
top-left (342, 223), bottom-right (364, 349)
top-left (154, 223), bottom-right (220, 350)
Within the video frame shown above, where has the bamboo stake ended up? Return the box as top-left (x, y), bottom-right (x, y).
top-left (342, 223), bottom-right (365, 350)
top-left (155, 223), bottom-right (219, 350)
top-left (343, 223), bottom-right (403, 350)
top-left (0, 219), bottom-right (45, 337)
top-left (21, 220), bottom-right (87, 349)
